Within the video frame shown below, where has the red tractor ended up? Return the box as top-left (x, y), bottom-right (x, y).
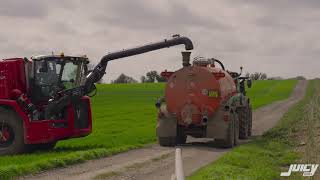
top-left (156, 54), bottom-right (252, 148)
top-left (0, 35), bottom-right (194, 155)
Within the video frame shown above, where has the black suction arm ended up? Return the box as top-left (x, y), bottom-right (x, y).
top-left (84, 35), bottom-right (193, 94)
top-left (45, 35), bottom-right (193, 118)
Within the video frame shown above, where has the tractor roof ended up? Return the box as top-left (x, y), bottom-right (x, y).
top-left (31, 54), bottom-right (89, 63)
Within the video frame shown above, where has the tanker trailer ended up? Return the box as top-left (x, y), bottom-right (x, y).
top-left (156, 54), bottom-right (252, 148)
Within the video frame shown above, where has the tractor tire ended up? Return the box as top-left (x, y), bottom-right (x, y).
top-left (158, 137), bottom-right (176, 147)
top-left (234, 114), bottom-right (239, 146)
top-left (216, 112), bottom-right (235, 148)
top-left (0, 108), bottom-right (27, 155)
top-left (248, 105), bottom-right (253, 136)
top-left (238, 107), bottom-right (249, 139)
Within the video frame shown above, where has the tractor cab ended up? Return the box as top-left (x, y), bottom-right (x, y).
top-left (30, 54), bottom-right (89, 103)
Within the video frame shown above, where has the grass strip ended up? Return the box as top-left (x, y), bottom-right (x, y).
top-left (189, 80), bottom-right (316, 180)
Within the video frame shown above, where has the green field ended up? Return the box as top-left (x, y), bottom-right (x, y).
top-left (0, 80), bottom-right (297, 179)
top-left (189, 80), bottom-right (316, 180)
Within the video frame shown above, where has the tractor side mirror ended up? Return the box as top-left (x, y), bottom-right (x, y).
top-left (247, 79), bottom-right (252, 88)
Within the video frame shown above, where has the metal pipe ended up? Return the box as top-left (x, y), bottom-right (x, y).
top-left (182, 51), bottom-right (191, 67)
top-left (202, 115), bottom-right (208, 125)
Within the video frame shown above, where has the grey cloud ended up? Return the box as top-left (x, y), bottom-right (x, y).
top-left (231, 0), bottom-right (320, 9)
top-left (94, 0), bottom-right (228, 31)
top-left (0, 0), bottom-right (48, 18)
top-left (1, 0), bottom-right (320, 81)
top-left (51, 22), bottom-right (77, 35)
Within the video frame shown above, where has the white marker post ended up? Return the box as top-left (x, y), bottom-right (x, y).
top-left (172, 148), bottom-right (185, 180)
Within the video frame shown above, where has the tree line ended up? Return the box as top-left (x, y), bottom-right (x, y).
top-left (110, 71), bottom-right (273, 84)
top-left (111, 70), bottom-right (166, 84)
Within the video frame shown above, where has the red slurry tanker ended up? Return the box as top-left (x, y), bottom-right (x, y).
top-left (156, 55), bottom-right (252, 148)
top-left (0, 35), bottom-right (193, 155)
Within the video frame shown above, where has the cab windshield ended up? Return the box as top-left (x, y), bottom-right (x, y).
top-left (33, 56), bottom-right (88, 98)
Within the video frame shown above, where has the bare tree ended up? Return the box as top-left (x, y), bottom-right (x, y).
top-left (261, 73), bottom-right (267, 80)
top-left (140, 76), bottom-right (146, 83)
top-left (111, 74), bottom-right (138, 84)
top-left (249, 72), bottom-right (268, 80)
top-left (142, 70), bottom-right (167, 83)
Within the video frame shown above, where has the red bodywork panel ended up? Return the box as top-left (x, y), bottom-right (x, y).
top-left (24, 97), bottom-right (92, 144)
top-left (0, 97), bottom-right (92, 144)
top-left (0, 58), bottom-right (92, 144)
top-left (0, 58), bottom-right (27, 99)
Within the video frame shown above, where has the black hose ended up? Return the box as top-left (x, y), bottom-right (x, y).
top-left (84, 35), bottom-right (194, 93)
top-left (212, 58), bottom-right (225, 70)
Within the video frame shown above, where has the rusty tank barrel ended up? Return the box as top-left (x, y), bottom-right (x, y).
top-left (84, 35), bottom-right (194, 93)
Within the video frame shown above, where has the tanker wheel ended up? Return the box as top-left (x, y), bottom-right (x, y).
top-left (176, 126), bottom-right (187, 144)
top-left (247, 105), bottom-right (253, 136)
top-left (0, 108), bottom-right (27, 155)
top-left (176, 135), bottom-right (187, 144)
top-left (158, 137), bottom-right (176, 147)
top-left (238, 107), bottom-right (249, 139)
top-left (216, 111), bottom-right (238, 148)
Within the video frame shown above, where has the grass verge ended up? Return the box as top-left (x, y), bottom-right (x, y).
top-left (189, 80), bottom-right (316, 180)
top-left (0, 80), bottom-right (297, 179)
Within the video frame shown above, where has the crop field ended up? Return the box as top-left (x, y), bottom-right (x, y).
top-left (0, 80), bottom-right (297, 179)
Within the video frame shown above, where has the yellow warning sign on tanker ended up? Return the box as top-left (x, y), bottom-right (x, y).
top-left (208, 90), bottom-right (219, 98)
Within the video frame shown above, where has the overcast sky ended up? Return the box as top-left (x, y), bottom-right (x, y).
top-left (0, 0), bottom-right (319, 82)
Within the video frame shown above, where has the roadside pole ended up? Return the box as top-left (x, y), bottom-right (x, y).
top-left (172, 148), bottom-right (185, 180)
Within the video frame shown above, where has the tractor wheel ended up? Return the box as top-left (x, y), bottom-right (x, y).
top-left (158, 137), bottom-right (176, 147)
top-left (234, 114), bottom-right (239, 146)
top-left (248, 105), bottom-right (253, 136)
top-left (216, 112), bottom-right (236, 148)
top-left (0, 108), bottom-right (27, 155)
top-left (238, 107), bottom-right (249, 139)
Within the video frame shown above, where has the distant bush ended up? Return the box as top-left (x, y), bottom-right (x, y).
top-left (141, 70), bottom-right (166, 83)
top-left (111, 73), bottom-right (138, 84)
